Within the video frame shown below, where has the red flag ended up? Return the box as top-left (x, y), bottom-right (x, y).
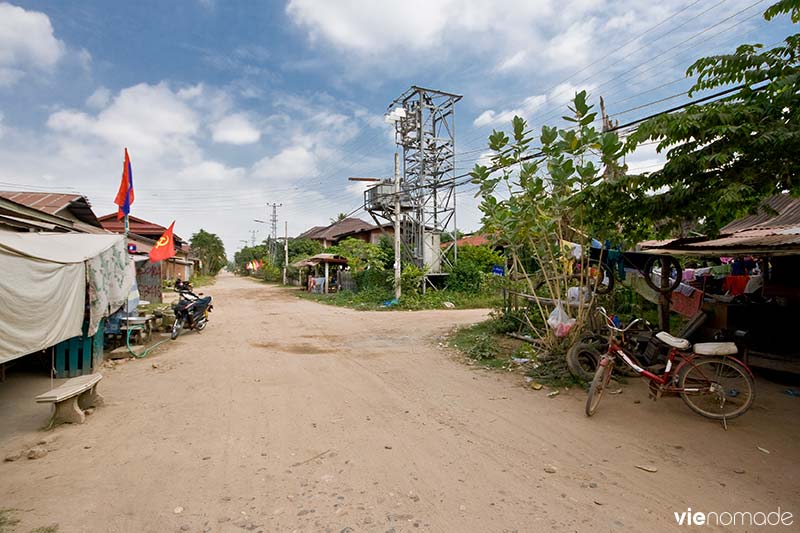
top-left (149, 221), bottom-right (176, 263)
top-left (114, 148), bottom-right (135, 220)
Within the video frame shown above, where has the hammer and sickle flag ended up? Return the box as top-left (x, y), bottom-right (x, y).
top-left (149, 221), bottom-right (176, 263)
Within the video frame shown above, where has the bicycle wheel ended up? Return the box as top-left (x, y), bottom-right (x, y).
top-left (567, 342), bottom-right (602, 382)
top-left (678, 357), bottom-right (755, 420)
top-left (585, 356), bottom-right (615, 417)
top-left (643, 255), bottom-right (682, 293)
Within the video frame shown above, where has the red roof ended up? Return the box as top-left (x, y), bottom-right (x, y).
top-left (449, 234), bottom-right (489, 247)
top-left (97, 213), bottom-right (185, 244)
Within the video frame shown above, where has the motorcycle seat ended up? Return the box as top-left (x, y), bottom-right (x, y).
top-left (655, 331), bottom-right (691, 350)
top-left (198, 296), bottom-right (212, 305)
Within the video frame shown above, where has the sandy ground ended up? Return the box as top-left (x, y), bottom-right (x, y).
top-left (1, 273), bottom-right (799, 533)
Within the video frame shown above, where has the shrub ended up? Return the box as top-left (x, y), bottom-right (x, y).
top-left (447, 245), bottom-right (504, 293)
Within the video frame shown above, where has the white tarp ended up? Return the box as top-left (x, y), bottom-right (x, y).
top-left (0, 231), bottom-right (135, 363)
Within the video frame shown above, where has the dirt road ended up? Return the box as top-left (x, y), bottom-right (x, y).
top-left (2, 273), bottom-right (798, 532)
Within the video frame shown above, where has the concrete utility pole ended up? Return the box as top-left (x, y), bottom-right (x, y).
top-left (394, 152), bottom-right (402, 300)
top-left (249, 229), bottom-right (257, 247)
top-left (283, 221), bottom-right (289, 285)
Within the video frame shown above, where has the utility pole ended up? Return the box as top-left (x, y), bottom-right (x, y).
top-left (266, 202), bottom-right (282, 263)
top-left (249, 229), bottom-right (257, 247)
top-left (393, 152), bottom-right (402, 300)
top-left (283, 221), bottom-right (289, 285)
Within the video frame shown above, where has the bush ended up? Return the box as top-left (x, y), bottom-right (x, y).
top-left (401, 264), bottom-right (425, 295)
top-left (354, 268), bottom-right (392, 291)
top-left (259, 263), bottom-right (282, 282)
top-left (447, 245), bottom-right (504, 293)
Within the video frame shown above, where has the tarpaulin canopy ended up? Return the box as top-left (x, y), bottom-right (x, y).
top-left (0, 231), bottom-right (135, 364)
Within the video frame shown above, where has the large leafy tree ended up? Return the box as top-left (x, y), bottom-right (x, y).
top-left (585, 1), bottom-right (800, 242)
top-left (190, 229), bottom-right (226, 276)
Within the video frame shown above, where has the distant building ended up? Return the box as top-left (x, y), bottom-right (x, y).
top-left (97, 214), bottom-right (198, 281)
top-left (297, 217), bottom-right (393, 248)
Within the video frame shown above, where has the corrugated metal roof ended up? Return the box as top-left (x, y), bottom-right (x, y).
top-left (299, 218), bottom-right (376, 241)
top-left (0, 191), bottom-right (82, 215)
top-left (721, 193), bottom-right (800, 233)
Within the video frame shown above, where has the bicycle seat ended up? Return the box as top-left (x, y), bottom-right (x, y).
top-left (655, 331), bottom-right (691, 350)
top-left (693, 342), bottom-right (738, 356)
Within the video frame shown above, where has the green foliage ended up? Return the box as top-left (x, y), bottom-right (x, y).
top-left (298, 287), bottom-right (499, 311)
top-left (354, 268), bottom-right (392, 291)
top-left (259, 262), bottom-right (282, 282)
top-left (471, 90), bottom-right (624, 350)
top-left (584, 2), bottom-right (800, 241)
top-left (190, 229), bottom-right (226, 276)
top-left (233, 244), bottom-right (268, 273)
top-left (447, 245), bottom-right (504, 293)
top-left (287, 238), bottom-right (323, 265)
top-left (400, 263), bottom-right (425, 295)
top-left (327, 238), bottom-right (388, 272)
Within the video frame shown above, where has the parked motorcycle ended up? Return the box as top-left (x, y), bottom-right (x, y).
top-left (171, 287), bottom-right (213, 340)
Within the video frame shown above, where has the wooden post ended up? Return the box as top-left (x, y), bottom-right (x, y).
top-left (658, 257), bottom-right (671, 333)
top-left (324, 262), bottom-right (329, 294)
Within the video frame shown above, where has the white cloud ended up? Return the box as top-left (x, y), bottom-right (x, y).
top-left (86, 87), bottom-right (111, 109)
top-left (252, 145), bottom-right (319, 181)
top-left (175, 161), bottom-right (246, 181)
top-left (211, 113), bottom-right (261, 144)
top-left (48, 82), bottom-right (200, 156)
top-left (0, 3), bottom-right (65, 87)
top-left (473, 93), bottom-right (547, 127)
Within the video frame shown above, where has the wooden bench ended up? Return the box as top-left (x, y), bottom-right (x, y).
top-left (35, 373), bottom-right (104, 426)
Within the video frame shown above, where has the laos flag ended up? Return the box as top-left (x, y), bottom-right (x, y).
top-left (114, 148), bottom-right (134, 219)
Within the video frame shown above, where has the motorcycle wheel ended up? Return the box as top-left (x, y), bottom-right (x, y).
top-left (171, 318), bottom-right (184, 340)
top-left (197, 318), bottom-right (208, 331)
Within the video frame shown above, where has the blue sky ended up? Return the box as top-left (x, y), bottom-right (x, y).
top-left (0, 0), bottom-right (795, 255)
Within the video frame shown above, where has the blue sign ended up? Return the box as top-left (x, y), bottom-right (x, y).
top-left (491, 265), bottom-right (505, 276)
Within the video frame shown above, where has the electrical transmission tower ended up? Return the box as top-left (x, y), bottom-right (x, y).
top-left (365, 86), bottom-right (461, 288)
top-left (267, 202), bottom-right (282, 262)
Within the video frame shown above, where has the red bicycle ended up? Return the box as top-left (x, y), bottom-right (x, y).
top-left (585, 308), bottom-right (755, 420)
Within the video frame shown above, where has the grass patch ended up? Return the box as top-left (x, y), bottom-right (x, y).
top-left (447, 317), bottom-right (582, 388)
top-left (296, 288), bottom-right (500, 311)
top-left (189, 274), bottom-right (216, 288)
top-left (447, 319), bottom-right (521, 370)
top-left (0, 509), bottom-right (21, 533)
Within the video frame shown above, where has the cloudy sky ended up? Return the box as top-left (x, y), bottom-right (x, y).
top-left (0, 0), bottom-right (794, 255)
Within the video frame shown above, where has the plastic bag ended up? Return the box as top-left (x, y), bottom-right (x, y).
top-left (547, 303), bottom-right (576, 337)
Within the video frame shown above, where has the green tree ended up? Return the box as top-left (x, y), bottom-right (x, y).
top-left (190, 229), bottom-right (226, 276)
top-left (471, 92), bottom-right (624, 351)
top-left (585, 1), bottom-right (800, 242)
top-left (327, 237), bottom-right (388, 272)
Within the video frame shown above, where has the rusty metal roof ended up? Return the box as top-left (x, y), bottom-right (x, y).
top-left (0, 191), bottom-right (101, 227)
top-left (298, 218), bottom-right (376, 241)
top-left (721, 194), bottom-right (800, 234)
top-left (641, 194), bottom-right (800, 256)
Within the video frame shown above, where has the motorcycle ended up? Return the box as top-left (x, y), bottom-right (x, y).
top-left (171, 285), bottom-right (213, 340)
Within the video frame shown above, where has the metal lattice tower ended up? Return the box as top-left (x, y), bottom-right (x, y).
top-left (366, 86), bottom-right (461, 275)
top-left (267, 202), bottom-right (281, 262)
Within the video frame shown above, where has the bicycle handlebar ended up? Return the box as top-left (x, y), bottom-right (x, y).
top-left (596, 307), bottom-right (642, 333)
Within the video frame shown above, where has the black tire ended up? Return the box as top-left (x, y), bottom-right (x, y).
top-left (643, 256), bottom-right (682, 293)
top-left (170, 318), bottom-right (183, 340)
top-left (567, 342), bottom-right (602, 382)
top-left (590, 262), bottom-right (615, 294)
top-left (678, 356), bottom-right (755, 420)
top-left (585, 356), bottom-right (615, 417)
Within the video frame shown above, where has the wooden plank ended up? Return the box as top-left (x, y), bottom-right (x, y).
top-left (93, 319), bottom-right (104, 369)
top-left (82, 333), bottom-right (92, 374)
top-left (55, 341), bottom-right (66, 378)
top-left (68, 337), bottom-right (80, 377)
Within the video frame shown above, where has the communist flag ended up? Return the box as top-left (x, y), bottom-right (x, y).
top-left (114, 148), bottom-right (135, 220)
top-left (149, 221), bottom-right (176, 263)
